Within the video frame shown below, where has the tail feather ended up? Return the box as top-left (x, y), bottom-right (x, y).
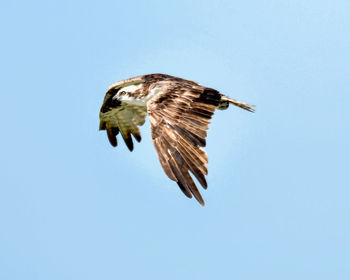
top-left (220, 95), bottom-right (256, 112)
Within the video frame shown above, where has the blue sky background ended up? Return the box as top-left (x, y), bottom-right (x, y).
top-left (1, 0), bottom-right (349, 279)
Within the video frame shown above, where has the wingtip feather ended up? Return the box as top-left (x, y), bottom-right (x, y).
top-left (106, 128), bottom-right (118, 147)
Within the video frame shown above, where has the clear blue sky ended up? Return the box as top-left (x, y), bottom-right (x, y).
top-left (1, 0), bottom-right (349, 279)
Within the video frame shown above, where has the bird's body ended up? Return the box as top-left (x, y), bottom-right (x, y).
top-left (99, 73), bottom-right (254, 205)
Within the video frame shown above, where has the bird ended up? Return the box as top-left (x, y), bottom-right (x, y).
top-left (99, 73), bottom-right (255, 206)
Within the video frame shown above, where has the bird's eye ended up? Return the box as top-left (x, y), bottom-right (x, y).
top-left (120, 91), bottom-right (126, 95)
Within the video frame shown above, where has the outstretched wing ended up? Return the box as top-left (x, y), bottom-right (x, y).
top-left (148, 86), bottom-right (221, 205)
top-left (99, 100), bottom-right (147, 151)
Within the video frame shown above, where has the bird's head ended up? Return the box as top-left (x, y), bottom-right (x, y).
top-left (100, 79), bottom-right (145, 113)
top-left (106, 78), bottom-right (145, 102)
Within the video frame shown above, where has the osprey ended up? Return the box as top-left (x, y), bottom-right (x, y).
top-left (99, 74), bottom-right (254, 206)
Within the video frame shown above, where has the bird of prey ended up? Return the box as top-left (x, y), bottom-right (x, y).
top-left (99, 74), bottom-right (254, 206)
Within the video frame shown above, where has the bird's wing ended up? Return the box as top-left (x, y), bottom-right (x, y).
top-left (99, 101), bottom-right (147, 151)
top-left (147, 86), bottom-right (221, 205)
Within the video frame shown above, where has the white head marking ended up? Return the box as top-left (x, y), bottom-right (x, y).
top-left (119, 84), bottom-right (142, 93)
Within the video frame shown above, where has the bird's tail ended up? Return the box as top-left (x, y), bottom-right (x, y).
top-left (220, 95), bottom-right (256, 112)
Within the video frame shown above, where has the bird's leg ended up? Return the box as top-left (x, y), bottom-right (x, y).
top-left (217, 100), bottom-right (229, 110)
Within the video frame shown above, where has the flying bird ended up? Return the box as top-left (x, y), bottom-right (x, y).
top-left (99, 74), bottom-right (255, 206)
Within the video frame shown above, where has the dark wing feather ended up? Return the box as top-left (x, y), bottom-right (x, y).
top-left (148, 86), bottom-right (221, 206)
top-left (100, 102), bottom-right (147, 151)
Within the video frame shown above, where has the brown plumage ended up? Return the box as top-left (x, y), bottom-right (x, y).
top-left (99, 74), bottom-right (255, 206)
